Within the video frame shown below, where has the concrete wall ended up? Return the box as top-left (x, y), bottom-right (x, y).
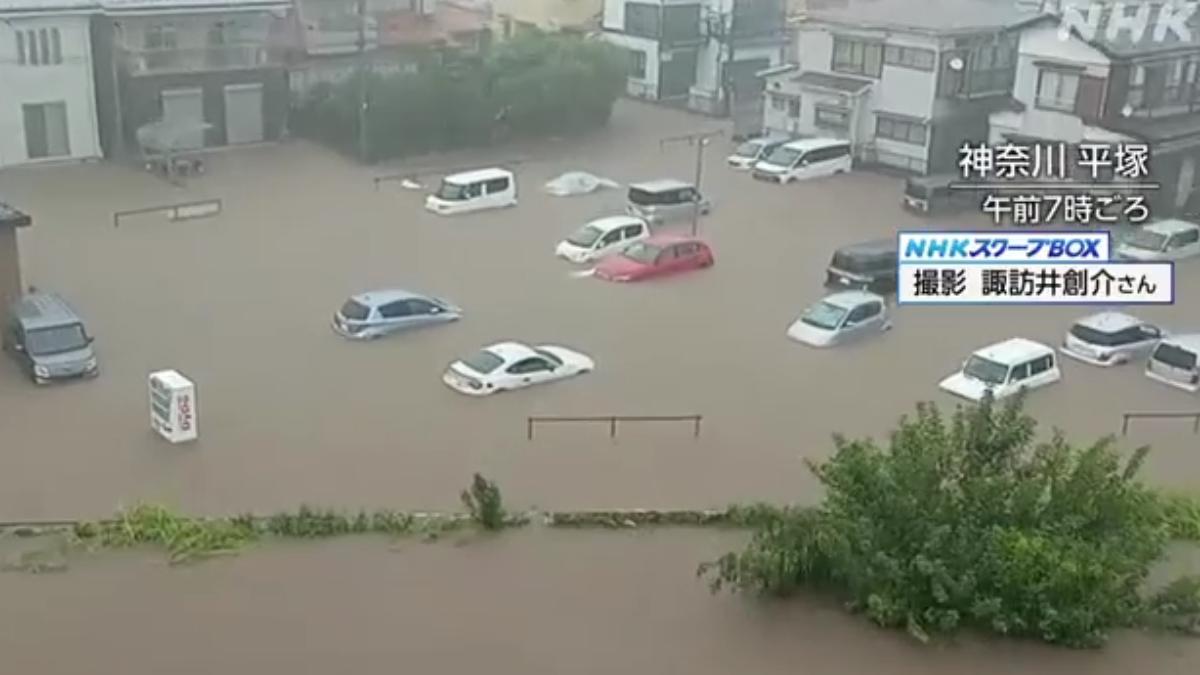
top-left (603, 32), bottom-right (660, 98)
top-left (0, 227), bottom-right (22, 318)
top-left (0, 14), bottom-right (103, 168)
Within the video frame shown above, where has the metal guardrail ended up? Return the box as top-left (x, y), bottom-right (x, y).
top-left (113, 199), bottom-right (222, 227)
top-left (1121, 411), bottom-right (1200, 435)
top-left (527, 415), bottom-right (702, 440)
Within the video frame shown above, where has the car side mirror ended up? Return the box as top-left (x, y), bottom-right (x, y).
top-left (430, 307), bottom-right (442, 314)
top-left (88, 336), bottom-right (95, 344)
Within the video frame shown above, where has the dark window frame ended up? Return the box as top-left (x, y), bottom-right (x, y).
top-left (813, 104), bottom-right (850, 130)
top-left (1035, 67), bottom-right (1080, 112)
top-left (884, 44), bottom-right (935, 71)
top-left (831, 36), bottom-right (883, 78)
top-left (628, 49), bottom-right (647, 78)
top-left (875, 113), bottom-right (927, 146)
top-left (484, 177), bottom-right (510, 193)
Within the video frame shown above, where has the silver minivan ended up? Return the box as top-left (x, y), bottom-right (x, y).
top-left (3, 290), bottom-right (98, 384)
top-left (1146, 334), bottom-right (1200, 393)
top-left (626, 179), bottom-right (711, 225)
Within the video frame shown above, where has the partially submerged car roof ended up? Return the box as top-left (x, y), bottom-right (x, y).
top-left (1157, 333), bottom-right (1200, 353)
top-left (351, 289), bottom-right (429, 306)
top-left (629, 179), bottom-right (693, 193)
top-left (836, 238), bottom-right (898, 257)
top-left (1072, 311), bottom-right (1145, 333)
top-left (10, 292), bottom-right (81, 331)
top-left (443, 167), bottom-right (513, 184)
top-left (822, 290), bottom-right (885, 308)
top-left (1144, 218), bottom-right (1200, 235)
top-left (974, 338), bottom-right (1055, 365)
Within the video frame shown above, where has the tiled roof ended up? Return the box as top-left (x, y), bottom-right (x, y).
top-left (806, 0), bottom-right (1045, 34)
top-left (0, 0), bottom-right (97, 13)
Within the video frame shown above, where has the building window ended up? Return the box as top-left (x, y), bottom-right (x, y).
top-left (145, 23), bottom-right (179, 50)
top-left (1036, 69), bottom-right (1079, 112)
top-left (22, 102), bottom-right (71, 159)
top-left (832, 37), bottom-right (882, 78)
top-left (629, 49), bottom-right (646, 79)
top-left (939, 36), bottom-right (1017, 98)
top-left (661, 4), bottom-right (700, 42)
top-left (884, 44), bottom-right (935, 71)
top-left (770, 94), bottom-right (787, 111)
top-left (787, 97), bottom-right (801, 118)
top-left (876, 113), bottom-right (927, 145)
top-left (17, 27), bottom-right (62, 66)
top-left (624, 2), bottom-right (661, 39)
top-left (814, 104), bottom-right (850, 130)
top-left (50, 27), bottom-right (61, 64)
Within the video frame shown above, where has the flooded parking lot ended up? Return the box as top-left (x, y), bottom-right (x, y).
top-left (2, 529), bottom-right (1199, 674)
top-left (1, 100), bottom-right (1198, 521)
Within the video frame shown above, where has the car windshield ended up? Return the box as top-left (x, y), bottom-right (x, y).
top-left (733, 141), bottom-right (762, 158)
top-left (764, 146), bottom-right (802, 166)
top-left (800, 301), bottom-right (848, 331)
top-left (461, 349), bottom-right (504, 374)
top-left (621, 242), bottom-right (662, 264)
top-left (340, 299), bottom-right (371, 321)
top-left (831, 249), bottom-right (895, 273)
top-left (1069, 323), bottom-right (1135, 346)
top-left (435, 181), bottom-right (468, 201)
top-left (1125, 230), bottom-right (1168, 251)
top-left (567, 224), bottom-right (604, 247)
top-left (1153, 343), bottom-right (1198, 370)
top-left (26, 323), bottom-right (89, 356)
top-left (963, 355), bottom-right (1009, 385)
top-left (534, 349), bottom-right (562, 366)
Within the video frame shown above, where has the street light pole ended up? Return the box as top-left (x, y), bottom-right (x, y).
top-left (356, 0), bottom-right (369, 163)
top-left (660, 129), bottom-right (724, 236)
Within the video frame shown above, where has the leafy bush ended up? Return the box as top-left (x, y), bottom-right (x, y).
top-left (290, 33), bottom-right (626, 161)
top-left (461, 473), bottom-right (506, 531)
top-left (699, 395), bottom-right (1200, 647)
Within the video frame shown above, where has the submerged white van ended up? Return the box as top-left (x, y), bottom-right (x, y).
top-left (425, 168), bottom-right (517, 215)
top-left (752, 138), bottom-right (852, 184)
top-left (1146, 334), bottom-right (1200, 392)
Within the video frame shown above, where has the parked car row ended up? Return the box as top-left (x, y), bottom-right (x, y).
top-left (937, 314), bottom-right (1200, 402)
top-left (726, 136), bottom-right (854, 185)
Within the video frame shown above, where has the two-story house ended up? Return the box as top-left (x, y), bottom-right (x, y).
top-left (762, 0), bottom-right (1042, 174)
top-left (990, 4), bottom-right (1200, 214)
top-left (0, 0), bottom-right (104, 168)
top-left (287, 0), bottom-right (491, 98)
top-left (90, 0), bottom-right (292, 157)
top-left (601, 0), bottom-right (788, 121)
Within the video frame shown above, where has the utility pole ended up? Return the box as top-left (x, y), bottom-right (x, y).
top-left (660, 129), bottom-right (724, 236)
top-left (352, 0), bottom-right (367, 162)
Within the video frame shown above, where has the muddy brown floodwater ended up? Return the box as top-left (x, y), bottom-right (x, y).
top-left (1, 529), bottom-right (1198, 675)
top-left (2, 99), bottom-right (1200, 672)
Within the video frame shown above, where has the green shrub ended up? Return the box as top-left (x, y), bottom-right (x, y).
top-left (700, 395), bottom-right (1197, 647)
top-left (461, 473), bottom-right (506, 531)
top-left (291, 33), bottom-right (626, 161)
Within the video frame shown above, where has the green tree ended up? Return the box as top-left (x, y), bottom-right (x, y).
top-left (700, 395), bottom-right (1200, 646)
top-left (291, 33), bottom-right (627, 161)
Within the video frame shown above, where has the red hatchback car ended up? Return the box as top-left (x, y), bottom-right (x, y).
top-left (593, 234), bottom-right (715, 282)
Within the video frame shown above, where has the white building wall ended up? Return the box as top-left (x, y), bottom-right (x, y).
top-left (993, 22), bottom-right (1114, 144)
top-left (604, 32), bottom-right (661, 99)
top-left (0, 14), bottom-right (102, 168)
top-left (792, 22), bottom-right (937, 169)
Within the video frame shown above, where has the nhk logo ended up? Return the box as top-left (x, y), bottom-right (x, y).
top-left (1054, 1), bottom-right (1198, 44)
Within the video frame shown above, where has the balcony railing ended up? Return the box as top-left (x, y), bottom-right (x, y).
top-left (122, 44), bottom-right (279, 75)
top-left (305, 27), bottom-right (380, 55)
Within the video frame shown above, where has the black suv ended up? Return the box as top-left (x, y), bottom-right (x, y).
top-left (825, 239), bottom-right (899, 294)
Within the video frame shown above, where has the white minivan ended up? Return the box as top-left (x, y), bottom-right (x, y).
top-left (425, 167), bottom-right (517, 215)
top-left (939, 338), bottom-right (1062, 402)
top-left (555, 215), bottom-right (650, 264)
top-left (752, 138), bottom-right (852, 184)
top-left (1145, 334), bottom-right (1200, 392)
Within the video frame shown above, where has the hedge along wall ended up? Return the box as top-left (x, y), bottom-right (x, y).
top-left (290, 34), bottom-right (628, 162)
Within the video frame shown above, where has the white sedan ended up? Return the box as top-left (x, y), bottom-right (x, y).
top-left (442, 341), bottom-right (594, 396)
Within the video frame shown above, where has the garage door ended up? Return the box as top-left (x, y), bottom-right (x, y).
top-left (224, 83), bottom-right (264, 145)
top-left (161, 87), bottom-right (205, 150)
